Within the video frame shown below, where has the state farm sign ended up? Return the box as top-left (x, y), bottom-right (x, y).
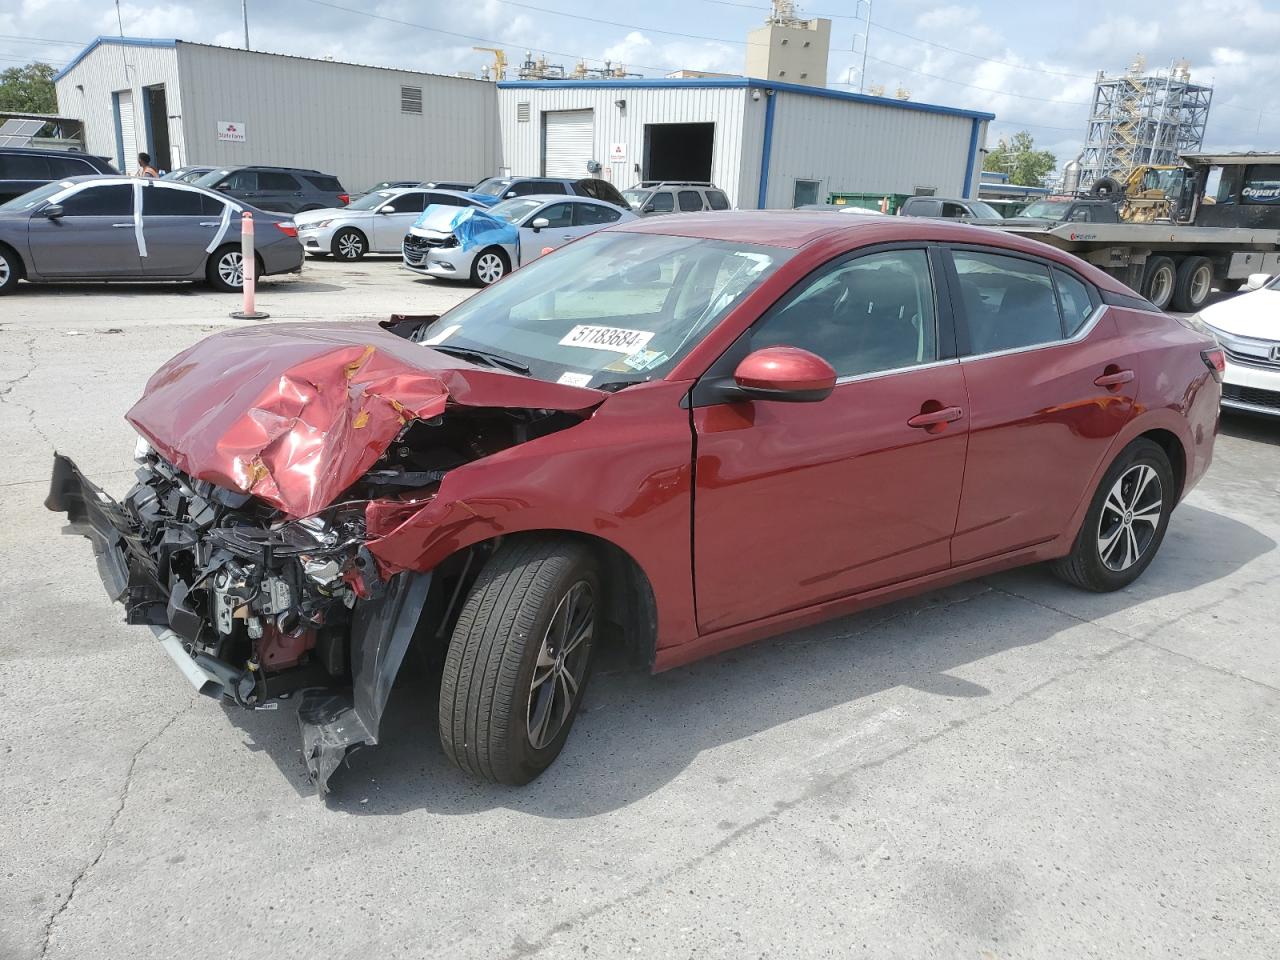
top-left (217, 121), bottom-right (246, 143)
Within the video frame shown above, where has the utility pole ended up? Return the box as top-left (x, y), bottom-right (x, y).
top-left (858, 0), bottom-right (872, 94)
top-left (242, 0), bottom-right (251, 50)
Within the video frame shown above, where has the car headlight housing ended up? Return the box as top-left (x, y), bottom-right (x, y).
top-left (315, 219), bottom-right (334, 229)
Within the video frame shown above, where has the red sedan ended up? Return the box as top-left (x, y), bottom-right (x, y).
top-left (49, 213), bottom-right (1222, 790)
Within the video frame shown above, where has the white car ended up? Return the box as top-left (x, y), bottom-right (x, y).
top-left (295, 187), bottom-right (482, 261)
top-left (1189, 272), bottom-right (1280, 417)
top-left (402, 195), bottom-right (636, 286)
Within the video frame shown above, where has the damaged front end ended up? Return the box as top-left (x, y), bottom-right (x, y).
top-left (48, 321), bottom-right (604, 793)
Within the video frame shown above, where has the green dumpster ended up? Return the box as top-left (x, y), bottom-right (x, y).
top-left (827, 192), bottom-right (910, 215)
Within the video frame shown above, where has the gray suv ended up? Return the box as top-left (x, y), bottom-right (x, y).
top-left (622, 181), bottom-right (732, 216)
top-left (898, 196), bottom-right (1005, 224)
top-left (0, 147), bottom-right (118, 204)
top-left (192, 165), bottom-right (349, 214)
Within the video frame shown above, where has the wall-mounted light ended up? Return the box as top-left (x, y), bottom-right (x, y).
top-left (614, 98), bottom-right (626, 109)
top-left (751, 89), bottom-right (761, 101)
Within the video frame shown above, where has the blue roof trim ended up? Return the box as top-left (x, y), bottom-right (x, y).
top-left (54, 37), bottom-right (177, 82)
top-left (498, 77), bottom-right (996, 122)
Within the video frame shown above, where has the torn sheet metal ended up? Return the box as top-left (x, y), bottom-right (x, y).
top-left (412, 204), bottom-right (519, 255)
top-left (126, 322), bottom-right (604, 518)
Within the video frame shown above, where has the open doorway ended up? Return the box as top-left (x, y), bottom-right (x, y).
top-left (643, 122), bottom-right (714, 183)
top-left (144, 85), bottom-right (171, 172)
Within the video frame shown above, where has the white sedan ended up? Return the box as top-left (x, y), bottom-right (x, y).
top-left (403, 195), bottom-right (636, 286)
top-left (295, 187), bottom-right (482, 261)
top-left (1189, 273), bottom-right (1280, 417)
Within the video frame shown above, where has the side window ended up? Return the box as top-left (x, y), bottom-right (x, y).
top-left (390, 192), bottom-right (427, 213)
top-left (952, 250), bottom-right (1064, 354)
top-left (1, 153), bottom-right (51, 178)
top-left (219, 170), bottom-right (256, 191)
top-left (304, 175), bottom-right (344, 192)
top-left (908, 199), bottom-right (940, 217)
top-left (535, 202), bottom-right (574, 228)
top-left (941, 202), bottom-right (967, 218)
top-left (59, 184), bottom-right (134, 217)
top-left (258, 172), bottom-right (300, 191)
top-left (650, 191), bottom-right (675, 213)
top-left (46, 155), bottom-right (94, 178)
top-left (1069, 206), bottom-right (1091, 222)
top-left (678, 190), bottom-right (703, 212)
top-left (422, 192), bottom-right (460, 208)
top-left (1053, 268), bottom-right (1096, 335)
top-left (509, 181), bottom-right (539, 196)
top-left (750, 249), bottom-right (938, 378)
top-left (574, 202), bottom-right (621, 226)
top-left (706, 190), bottom-right (730, 211)
top-left (200, 193), bottom-right (226, 216)
top-left (537, 180), bottom-right (568, 195)
top-left (143, 185), bottom-right (206, 216)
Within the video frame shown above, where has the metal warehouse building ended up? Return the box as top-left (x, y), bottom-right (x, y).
top-left (497, 78), bottom-right (993, 209)
top-left (54, 37), bottom-right (500, 190)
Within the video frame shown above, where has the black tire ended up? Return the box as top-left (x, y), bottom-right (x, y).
top-left (206, 246), bottom-right (265, 293)
top-left (439, 536), bottom-right (600, 785)
top-left (1052, 438), bottom-right (1175, 592)
top-left (1171, 255), bottom-right (1213, 312)
top-left (331, 228), bottom-right (367, 262)
top-left (1142, 256), bottom-right (1176, 310)
top-left (1218, 277), bottom-right (1244, 293)
top-left (0, 244), bottom-right (21, 294)
top-left (469, 246), bottom-right (509, 286)
top-left (1090, 176), bottom-right (1123, 199)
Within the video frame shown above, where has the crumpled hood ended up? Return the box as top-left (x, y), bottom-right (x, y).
top-left (410, 205), bottom-right (519, 253)
top-left (127, 322), bottom-right (604, 518)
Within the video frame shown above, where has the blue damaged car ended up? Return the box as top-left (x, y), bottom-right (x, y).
top-left (401, 195), bottom-right (636, 286)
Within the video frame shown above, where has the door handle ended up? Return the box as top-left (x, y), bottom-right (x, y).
top-left (1094, 368), bottom-right (1135, 388)
top-left (907, 405), bottom-right (964, 429)
top-left (198, 221), bottom-right (220, 227)
top-left (111, 223), bottom-right (134, 228)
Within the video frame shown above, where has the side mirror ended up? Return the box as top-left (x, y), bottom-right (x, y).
top-left (1245, 273), bottom-right (1271, 292)
top-left (643, 203), bottom-right (656, 213)
top-left (42, 204), bottom-right (64, 219)
top-left (530, 217), bottom-right (550, 232)
top-left (730, 347), bottom-right (836, 403)
top-left (379, 206), bottom-right (396, 214)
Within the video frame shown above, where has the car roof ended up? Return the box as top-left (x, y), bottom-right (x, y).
top-left (612, 211), bottom-right (1136, 294)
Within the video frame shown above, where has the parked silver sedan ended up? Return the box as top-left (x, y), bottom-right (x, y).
top-left (0, 176), bottom-right (303, 294)
top-left (295, 187), bottom-right (483, 261)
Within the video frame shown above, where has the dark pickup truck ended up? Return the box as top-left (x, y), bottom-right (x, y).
top-left (1004, 198), bottom-right (1120, 228)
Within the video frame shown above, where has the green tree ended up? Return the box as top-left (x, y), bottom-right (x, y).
top-left (983, 130), bottom-right (1057, 187)
top-left (0, 62), bottom-right (58, 114)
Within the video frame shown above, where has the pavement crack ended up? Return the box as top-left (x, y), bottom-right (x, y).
top-left (0, 333), bottom-right (53, 448)
top-left (36, 698), bottom-right (195, 959)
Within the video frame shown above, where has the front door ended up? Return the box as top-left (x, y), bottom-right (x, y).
top-left (140, 183), bottom-right (226, 276)
top-left (28, 183), bottom-right (141, 277)
top-left (518, 201), bottom-right (577, 265)
top-left (692, 247), bottom-right (969, 633)
top-left (944, 246), bottom-right (1138, 564)
top-left (254, 171), bottom-right (304, 213)
top-left (371, 190), bottom-right (427, 251)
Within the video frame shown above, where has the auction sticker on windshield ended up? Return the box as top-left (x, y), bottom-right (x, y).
top-left (559, 325), bottom-right (655, 355)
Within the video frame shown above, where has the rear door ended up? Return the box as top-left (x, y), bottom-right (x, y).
top-left (28, 182), bottom-right (141, 277)
top-left (945, 246), bottom-right (1135, 564)
top-left (255, 171), bottom-right (303, 212)
top-left (140, 183), bottom-right (226, 275)
top-left (371, 190), bottom-right (427, 250)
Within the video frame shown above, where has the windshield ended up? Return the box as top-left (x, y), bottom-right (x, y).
top-left (0, 180), bottom-right (72, 213)
top-left (192, 169), bottom-right (232, 189)
top-left (487, 197), bottom-right (542, 223)
top-left (417, 232), bottom-right (791, 387)
top-left (472, 177), bottom-right (511, 197)
top-left (346, 190), bottom-right (399, 211)
top-left (967, 200), bottom-right (1003, 218)
top-left (1015, 200), bottom-right (1072, 219)
top-left (621, 189), bottom-right (649, 209)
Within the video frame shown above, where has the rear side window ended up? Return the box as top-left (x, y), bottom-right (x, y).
top-left (219, 170), bottom-right (256, 190)
top-left (1053, 268), bottom-right (1096, 335)
top-left (0, 153), bottom-right (51, 178)
top-left (952, 250), bottom-right (1065, 354)
top-left (144, 186), bottom-right (223, 216)
top-left (423, 192), bottom-right (465, 208)
top-left (258, 171), bottom-right (300, 191)
top-left (46, 155), bottom-right (96, 178)
top-left (907, 199), bottom-right (940, 217)
top-left (649, 191), bottom-right (674, 213)
top-left (304, 175), bottom-right (344, 192)
top-left (706, 190), bottom-right (730, 210)
top-left (518, 180), bottom-right (566, 196)
top-left (59, 184), bottom-right (134, 216)
top-left (574, 202), bottom-right (621, 226)
top-left (678, 190), bottom-right (703, 212)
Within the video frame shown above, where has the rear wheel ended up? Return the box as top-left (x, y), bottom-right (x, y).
top-left (1171, 256), bottom-right (1213, 312)
top-left (0, 245), bottom-right (21, 294)
top-left (331, 228), bottom-right (367, 261)
top-left (1052, 438), bottom-right (1175, 592)
top-left (470, 247), bottom-right (509, 286)
top-left (1142, 256), bottom-right (1176, 310)
top-left (206, 246), bottom-right (264, 292)
top-left (439, 537), bottom-right (599, 784)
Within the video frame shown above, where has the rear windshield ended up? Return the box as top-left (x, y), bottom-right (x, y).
top-left (473, 177), bottom-right (512, 197)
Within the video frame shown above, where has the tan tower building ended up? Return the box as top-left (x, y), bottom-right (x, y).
top-left (745, 1), bottom-right (832, 88)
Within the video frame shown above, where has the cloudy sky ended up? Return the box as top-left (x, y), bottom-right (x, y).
top-left (3, 0), bottom-right (1277, 170)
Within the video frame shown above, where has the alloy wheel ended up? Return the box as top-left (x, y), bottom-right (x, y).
top-left (526, 580), bottom-right (594, 750)
top-left (1190, 263), bottom-right (1212, 305)
top-left (218, 251), bottom-right (244, 288)
top-left (336, 232), bottom-right (364, 259)
top-left (1148, 265), bottom-right (1173, 307)
top-left (476, 253), bottom-right (504, 285)
top-left (0, 255), bottom-right (10, 287)
top-left (1096, 464), bottom-right (1163, 572)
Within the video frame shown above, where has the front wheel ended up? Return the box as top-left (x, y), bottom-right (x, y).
top-left (331, 228), bottom-right (367, 261)
top-left (1052, 438), bottom-right (1175, 592)
top-left (469, 247), bottom-right (508, 286)
top-left (439, 537), bottom-right (599, 784)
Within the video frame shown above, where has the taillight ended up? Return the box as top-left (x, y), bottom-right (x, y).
top-left (276, 221), bottom-right (298, 238)
top-left (338, 194), bottom-right (350, 206)
top-left (1201, 347), bottom-right (1225, 383)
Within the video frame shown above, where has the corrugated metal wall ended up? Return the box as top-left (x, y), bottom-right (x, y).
top-left (498, 85), bottom-right (749, 202)
top-left (55, 43), bottom-right (183, 174)
top-left (177, 44), bottom-right (500, 190)
top-left (763, 91), bottom-right (981, 207)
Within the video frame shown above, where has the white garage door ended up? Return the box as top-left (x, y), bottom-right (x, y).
top-left (117, 90), bottom-right (136, 171)
top-left (542, 109), bottom-right (594, 178)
